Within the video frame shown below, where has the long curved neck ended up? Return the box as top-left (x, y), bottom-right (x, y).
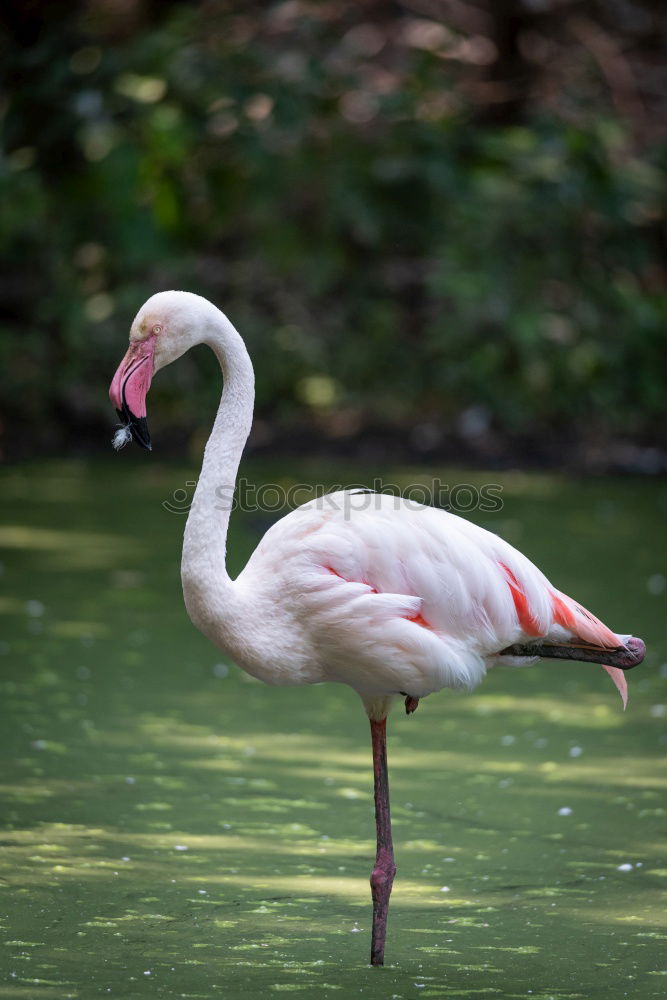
top-left (181, 309), bottom-right (254, 630)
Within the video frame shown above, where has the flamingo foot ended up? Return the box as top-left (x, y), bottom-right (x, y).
top-left (404, 695), bottom-right (419, 714)
top-left (370, 846), bottom-right (396, 966)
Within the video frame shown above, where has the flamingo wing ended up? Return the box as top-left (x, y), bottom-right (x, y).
top-left (239, 492), bottom-right (636, 707)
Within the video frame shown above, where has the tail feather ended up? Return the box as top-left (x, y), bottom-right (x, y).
top-left (602, 665), bottom-right (628, 710)
top-left (552, 590), bottom-right (629, 709)
top-left (551, 589), bottom-right (620, 649)
top-left (495, 563), bottom-right (640, 710)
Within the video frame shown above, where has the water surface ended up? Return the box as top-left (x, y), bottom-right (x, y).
top-left (1, 460), bottom-right (666, 999)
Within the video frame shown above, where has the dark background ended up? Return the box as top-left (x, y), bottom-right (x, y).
top-left (1, 0), bottom-right (666, 470)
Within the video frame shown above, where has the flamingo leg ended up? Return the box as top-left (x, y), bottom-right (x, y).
top-left (369, 716), bottom-right (396, 966)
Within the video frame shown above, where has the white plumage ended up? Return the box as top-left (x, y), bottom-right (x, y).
top-left (231, 492), bottom-right (542, 700)
top-left (111, 423), bottom-right (132, 451)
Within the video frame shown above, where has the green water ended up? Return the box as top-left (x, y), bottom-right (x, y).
top-left (1, 459), bottom-right (666, 1000)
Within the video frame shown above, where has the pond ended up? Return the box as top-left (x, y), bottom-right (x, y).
top-left (1, 458), bottom-right (666, 999)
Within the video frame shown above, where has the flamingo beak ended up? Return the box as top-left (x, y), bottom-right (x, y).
top-left (109, 334), bottom-right (157, 451)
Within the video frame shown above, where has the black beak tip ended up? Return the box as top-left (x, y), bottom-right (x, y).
top-left (129, 416), bottom-right (152, 451)
top-left (117, 406), bottom-right (152, 451)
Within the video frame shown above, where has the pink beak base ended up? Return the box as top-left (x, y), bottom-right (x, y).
top-left (109, 334), bottom-right (157, 416)
top-left (109, 335), bottom-right (157, 449)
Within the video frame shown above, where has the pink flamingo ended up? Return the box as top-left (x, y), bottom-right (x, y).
top-left (110, 291), bottom-right (645, 966)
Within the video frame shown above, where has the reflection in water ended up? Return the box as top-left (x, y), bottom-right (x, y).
top-left (1, 460), bottom-right (665, 997)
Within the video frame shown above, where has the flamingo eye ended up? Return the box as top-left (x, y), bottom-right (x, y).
top-left (152, 324), bottom-right (163, 335)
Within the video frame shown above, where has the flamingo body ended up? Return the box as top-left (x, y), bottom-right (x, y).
top-left (199, 489), bottom-right (629, 714)
top-left (109, 290), bottom-right (645, 966)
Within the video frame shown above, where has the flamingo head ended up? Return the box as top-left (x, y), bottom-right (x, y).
top-left (109, 291), bottom-right (208, 450)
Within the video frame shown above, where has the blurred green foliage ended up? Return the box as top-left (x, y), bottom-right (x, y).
top-left (1, 1), bottom-right (666, 460)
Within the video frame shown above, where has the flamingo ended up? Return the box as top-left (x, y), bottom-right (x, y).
top-left (109, 290), bottom-right (645, 967)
